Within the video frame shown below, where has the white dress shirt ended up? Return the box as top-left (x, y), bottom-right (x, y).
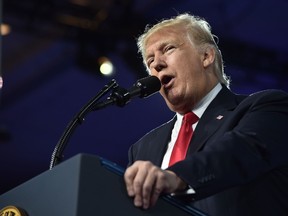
top-left (161, 83), bottom-right (222, 169)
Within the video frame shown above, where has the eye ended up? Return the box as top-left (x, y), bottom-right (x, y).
top-left (146, 57), bottom-right (154, 68)
top-left (164, 45), bottom-right (175, 53)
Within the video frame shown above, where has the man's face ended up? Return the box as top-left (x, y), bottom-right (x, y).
top-left (144, 25), bottom-right (217, 114)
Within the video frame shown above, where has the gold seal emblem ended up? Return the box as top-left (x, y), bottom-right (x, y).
top-left (0, 205), bottom-right (27, 216)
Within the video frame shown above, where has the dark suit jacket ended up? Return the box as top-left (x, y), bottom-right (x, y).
top-left (128, 86), bottom-right (288, 216)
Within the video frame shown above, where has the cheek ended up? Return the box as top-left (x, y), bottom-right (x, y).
top-left (150, 70), bottom-right (159, 78)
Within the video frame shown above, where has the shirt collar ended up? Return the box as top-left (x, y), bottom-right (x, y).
top-left (176, 83), bottom-right (222, 120)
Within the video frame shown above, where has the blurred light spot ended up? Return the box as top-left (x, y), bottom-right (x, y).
top-left (98, 57), bottom-right (114, 76)
top-left (0, 76), bottom-right (3, 89)
top-left (1, 24), bottom-right (11, 36)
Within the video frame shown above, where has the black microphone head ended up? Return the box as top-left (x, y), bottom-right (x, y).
top-left (135, 75), bottom-right (161, 98)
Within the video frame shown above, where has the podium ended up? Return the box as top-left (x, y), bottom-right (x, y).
top-left (0, 154), bottom-right (207, 215)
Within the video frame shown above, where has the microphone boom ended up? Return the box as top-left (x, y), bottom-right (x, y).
top-left (49, 76), bottom-right (161, 169)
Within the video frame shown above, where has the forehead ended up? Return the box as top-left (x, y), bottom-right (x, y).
top-left (144, 25), bottom-right (188, 51)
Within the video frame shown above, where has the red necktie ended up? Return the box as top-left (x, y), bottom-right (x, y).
top-left (169, 112), bottom-right (199, 166)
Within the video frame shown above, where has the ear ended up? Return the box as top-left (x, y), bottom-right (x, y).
top-left (202, 46), bottom-right (215, 68)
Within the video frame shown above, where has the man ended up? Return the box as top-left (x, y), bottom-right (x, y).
top-left (124, 13), bottom-right (288, 216)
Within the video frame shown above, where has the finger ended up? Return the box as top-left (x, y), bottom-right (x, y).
top-left (124, 164), bottom-right (139, 197)
top-left (132, 166), bottom-right (149, 207)
top-left (149, 170), bottom-right (166, 208)
top-left (141, 168), bottom-right (157, 209)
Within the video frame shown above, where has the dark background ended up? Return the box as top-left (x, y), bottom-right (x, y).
top-left (1, 0), bottom-right (288, 194)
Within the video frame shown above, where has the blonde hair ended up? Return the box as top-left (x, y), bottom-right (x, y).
top-left (137, 13), bottom-right (230, 87)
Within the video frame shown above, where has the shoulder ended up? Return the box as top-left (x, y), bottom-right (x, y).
top-left (249, 89), bottom-right (288, 98)
top-left (135, 116), bottom-right (176, 143)
top-left (128, 116), bottom-right (176, 165)
top-left (246, 89), bottom-right (288, 103)
top-left (240, 89), bottom-right (288, 112)
top-left (130, 116), bottom-right (175, 154)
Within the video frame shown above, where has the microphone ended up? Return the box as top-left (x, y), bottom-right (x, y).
top-left (128, 75), bottom-right (161, 98)
top-left (94, 75), bottom-right (161, 109)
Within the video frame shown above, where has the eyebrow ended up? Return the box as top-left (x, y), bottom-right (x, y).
top-left (145, 39), bottom-right (184, 59)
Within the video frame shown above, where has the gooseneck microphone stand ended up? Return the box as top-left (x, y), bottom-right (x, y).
top-left (50, 76), bottom-right (161, 169)
top-left (49, 79), bottom-right (118, 170)
top-left (49, 76), bottom-right (161, 169)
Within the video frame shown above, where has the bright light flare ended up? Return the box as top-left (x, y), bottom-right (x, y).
top-left (98, 57), bottom-right (114, 76)
top-left (1, 24), bottom-right (11, 36)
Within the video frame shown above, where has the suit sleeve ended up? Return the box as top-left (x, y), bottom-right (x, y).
top-left (167, 90), bottom-right (288, 200)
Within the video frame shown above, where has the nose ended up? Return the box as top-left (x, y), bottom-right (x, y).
top-left (155, 64), bottom-right (165, 72)
top-left (151, 55), bottom-right (167, 72)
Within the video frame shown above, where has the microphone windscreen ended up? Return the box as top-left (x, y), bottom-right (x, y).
top-left (135, 76), bottom-right (161, 98)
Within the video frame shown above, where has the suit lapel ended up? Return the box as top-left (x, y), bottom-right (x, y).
top-left (187, 86), bottom-right (243, 154)
top-left (148, 117), bottom-right (176, 166)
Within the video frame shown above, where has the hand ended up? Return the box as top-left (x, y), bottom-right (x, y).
top-left (124, 160), bottom-right (187, 209)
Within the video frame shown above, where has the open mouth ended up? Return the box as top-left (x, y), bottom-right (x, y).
top-left (161, 75), bottom-right (173, 86)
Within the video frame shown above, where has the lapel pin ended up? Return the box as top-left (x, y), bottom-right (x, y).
top-left (216, 115), bottom-right (224, 120)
